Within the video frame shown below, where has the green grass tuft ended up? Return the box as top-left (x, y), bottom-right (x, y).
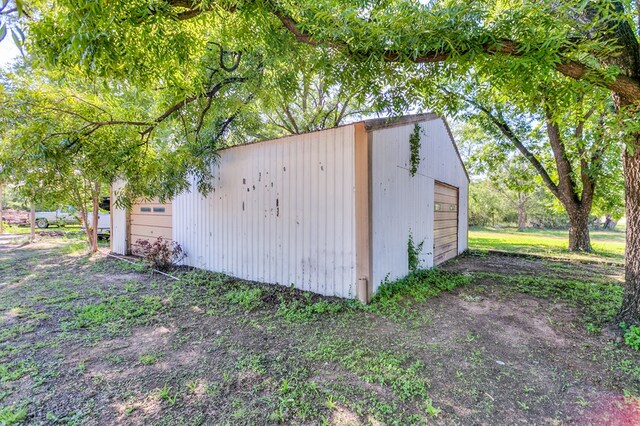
top-left (69, 295), bottom-right (163, 329)
top-left (309, 339), bottom-right (430, 401)
top-left (0, 403), bottom-right (28, 425)
top-left (58, 241), bottom-right (89, 255)
top-left (269, 370), bottom-right (322, 422)
top-left (368, 269), bottom-right (471, 319)
top-left (475, 272), bottom-right (623, 324)
top-left (223, 286), bottom-right (263, 311)
top-left (139, 352), bottom-right (163, 365)
top-left (235, 354), bottom-right (266, 374)
top-left (0, 360), bottom-right (38, 383)
top-left (276, 294), bottom-right (347, 323)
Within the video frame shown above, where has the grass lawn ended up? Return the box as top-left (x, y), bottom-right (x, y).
top-left (469, 226), bottom-right (626, 263)
top-left (2, 223), bottom-right (85, 235)
top-left (0, 237), bottom-right (638, 425)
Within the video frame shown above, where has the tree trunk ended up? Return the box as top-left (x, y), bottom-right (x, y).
top-left (517, 193), bottom-right (527, 231)
top-left (30, 201), bottom-right (36, 243)
top-left (89, 185), bottom-right (100, 254)
top-left (619, 135), bottom-right (640, 324)
top-left (79, 205), bottom-right (97, 254)
top-left (0, 183), bottom-right (3, 234)
top-left (566, 205), bottom-right (592, 252)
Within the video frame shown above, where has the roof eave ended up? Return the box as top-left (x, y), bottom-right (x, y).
top-left (361, 113), bottom-right (440, 132)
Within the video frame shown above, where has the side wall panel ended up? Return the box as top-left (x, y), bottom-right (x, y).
top-left (173, 126), bottom-right (357, 298)
top-left (370, 119), bottom-right (469, 292)
top-left (110, 180), bottom-right (128, 255)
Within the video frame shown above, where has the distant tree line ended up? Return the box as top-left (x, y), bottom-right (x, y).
top-left (467, 179), bottom-right (623, 231)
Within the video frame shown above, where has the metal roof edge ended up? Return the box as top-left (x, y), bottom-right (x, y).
top-left (214, 114), bottom-right (469, 183)
top-left (361, 113), bottom-right (470, 182)
top-left (439, 117), bottom-right (471, 182)
top-left (361, 113), bottom-right (440, 132)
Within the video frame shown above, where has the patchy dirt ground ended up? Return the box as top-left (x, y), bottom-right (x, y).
top-left (0, 240), bottom-right (639, 425)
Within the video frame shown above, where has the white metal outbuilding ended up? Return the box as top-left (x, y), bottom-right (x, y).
top-left (111, 114), bottom-right (469, 302)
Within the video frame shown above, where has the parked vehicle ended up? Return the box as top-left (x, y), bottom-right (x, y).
top-left (3, 209), bottom-right (30, 226)
top-left (35, 207), bottom-right (80, 228)
top-left (83, 212), bottom-right (111, 239)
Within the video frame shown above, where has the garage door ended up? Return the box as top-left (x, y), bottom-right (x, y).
top-left (434, 182), bottom-right (458, 265)
top-left (130, 200), bottom-right (172, 254)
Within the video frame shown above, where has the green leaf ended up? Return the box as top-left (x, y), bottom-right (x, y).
top-left (14, 25), bottom-right (25, 43)
top-left (11, 28), bottom-right (21, 48)
top-left (0, 24), bottom-right (6, 43)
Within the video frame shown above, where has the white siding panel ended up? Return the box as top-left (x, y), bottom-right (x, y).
top-left (370, 118), bottom-right (468, 292)
top-left (173, 127), bottom-right (357, 298)
top-left (110, 180), bottom-right (128, 255)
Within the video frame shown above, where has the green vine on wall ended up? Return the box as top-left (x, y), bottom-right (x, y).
top-left (407, 231), bottom-right (424, 272)
top-left (409, 123), bottom-right (421, 177)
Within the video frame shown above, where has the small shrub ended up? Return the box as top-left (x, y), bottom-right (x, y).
top-left (136, 237), bottom-right (186, 271)
top-left (621, 323), bottom-right (640, 351)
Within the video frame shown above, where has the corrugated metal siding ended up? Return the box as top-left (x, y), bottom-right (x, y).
top-left (173, 126), bottom-right (357, 298)
top-left (370, 118), bottom-right (468, 292)
top-left (110, 180), bottom-right (128, 255)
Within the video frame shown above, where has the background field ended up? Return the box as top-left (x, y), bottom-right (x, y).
top-left (469, 226), bottom-right (626, 263)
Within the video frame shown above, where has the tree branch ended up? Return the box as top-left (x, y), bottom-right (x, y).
top-left (267, 7), bottom-right (640, 101)
top-left (208, 42), bottom-right (242, 72)
top-left (141, 76), bottom-right (247, 135)
top-left (574, 106), bottom-right (596, 139)
top-left (282, 106), bottom-right (300, 134)
top-left (455, 92), bottom-right (560, 198)
top-left (573, 105), bottom-right (597, 204)
top-left (543, 105), bottom-right (581, 205)
top-left (159, 0), bottom-right (640, 101)
top-left (265, 113), bottom-right (296, 134)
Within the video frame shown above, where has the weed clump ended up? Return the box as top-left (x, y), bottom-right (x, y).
top-left (276, 293), bottom-right (346, 323)
top-left (308, 339), bottom-right (430, 401)
top-left (224, 286), bottom-right (263, 311)
top-left (621, 323), bottom-right (640, 351)
top-left (368, 269), bottom-right (471, 319)
top-left (0, 403), bottom-right (28, 425)
top-left (177, 266), bottom-right (470, 323)
top-left (69, 296), bottom-right (163, 329)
